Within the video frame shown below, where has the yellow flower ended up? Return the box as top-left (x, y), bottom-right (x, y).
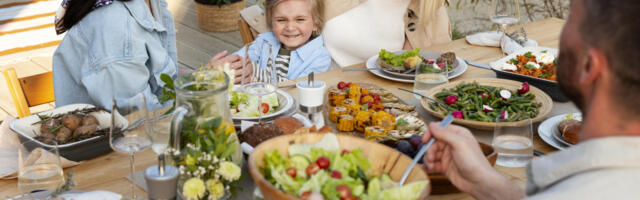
top-left (182, 178), bottom-right (205, 200)
top-left (217, 161), bottom-right (241, 181)
top-left (185, 155), bottom-right (197, 166)
top-left (197, 129), bottom-right (207, 134)
top-left (206, 179), bottom-right (225, 199)
top-left (215, 122), bottom-right (236, 135)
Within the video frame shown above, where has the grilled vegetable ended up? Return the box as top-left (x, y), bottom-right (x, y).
top-left (364, 126), bottom-right (386, 140)
top-left (329, 106), bottom-right (348, 122)
top-left (337, 115), bottom-right (355, 132)
top-left (354, 111), bottom-right (372, 132)
top-left (328, 88), bottom-right (347, 106)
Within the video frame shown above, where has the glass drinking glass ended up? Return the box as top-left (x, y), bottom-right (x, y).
top-left (147, 104), bottom-right (172, 156)
top-left (17, 140), bottom-right (64, 197)
top-left (490, 0), bottom-right (521, 33)
top-left (413, 60), bottom-right (449, 99)
top-left (492, 118), bottom-right (533, 167)
top-left (110, 92), bottom-right (152, 200)
top-left (242, 43), bottom-right (277, 123)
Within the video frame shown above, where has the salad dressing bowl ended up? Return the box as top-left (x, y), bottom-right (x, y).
top-left (248, 133), bottom-right (431, 200)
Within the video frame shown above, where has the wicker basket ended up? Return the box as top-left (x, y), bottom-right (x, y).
top-left (194, 0), bottom-right (245, 32)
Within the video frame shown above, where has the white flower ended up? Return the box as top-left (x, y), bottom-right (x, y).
top-left (206, 179), bottom-right (225, 200)
top-left (217, 161), bottom-right (241, 181)
top-left (182, 178), bottom-right (206, 200)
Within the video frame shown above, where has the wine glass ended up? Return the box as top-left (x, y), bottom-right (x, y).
top-left (17, 140), bottom-right (64, 198)
top-left (242, 42), bottom-right (277, 122)
top-left (492, 118), bottom-right (533, 168)
top-left (490, 0), bottom-right (521, 33)
top-left (110, 92), bottom-right (152, 200)
top-left (413, 61), bottom-right (449, 99)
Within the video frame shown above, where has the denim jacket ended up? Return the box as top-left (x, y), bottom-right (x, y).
top-left (53, 0), bottom-right (177, 110)
top-left (235, 32), bottom-right (331, 80)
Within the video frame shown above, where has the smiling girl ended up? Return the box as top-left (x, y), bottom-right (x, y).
top-left (211, 0), bottom-right (331, 83)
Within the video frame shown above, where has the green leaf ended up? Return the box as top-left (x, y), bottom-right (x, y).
top-left (160, 73), bottom-right (174, 90)
top-left (525, 64), bottom-right (536, 69)
top-left (524, 51), bottom-right (533, 58)
top-left (201, 117), bottom-right (222, 130)
top-left (396, 118), bottom-right (409, 127)
top-left (509, 58), bottom-right (519, 64)
top-left (49, 124), bottom-right (64, 133)
top-left (538, 73), bottom-right (552, 78)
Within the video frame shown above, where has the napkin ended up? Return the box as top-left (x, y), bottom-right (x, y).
top-left (0, 116), bottom-right (79, 179)
top-left (465, 31), bottom-right (538, 54)
top-left (56, 190), bottom-right (122, 200)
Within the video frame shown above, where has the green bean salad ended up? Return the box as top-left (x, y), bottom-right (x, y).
top-left (429, 81), bottom-right (541, 122)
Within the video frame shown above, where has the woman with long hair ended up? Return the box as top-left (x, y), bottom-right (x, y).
top-left (53, 0), bottom-right (177, 109)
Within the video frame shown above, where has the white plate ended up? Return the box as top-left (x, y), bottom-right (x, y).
top-left (10, 104), bottom-right (126, 148)
top-left (365, 52), bottom-right (467, 83)
top-left (489, 46), bottom-right (558, 71)
top-left (537, 112), bottom-right (581, 150)
top-left (231, 89), bottom-right (296, 122)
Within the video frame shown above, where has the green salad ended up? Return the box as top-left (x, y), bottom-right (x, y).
top-left (261, 134), bottom-right (429, 200)
top-left (379, 48), bottom-right (421, 67)
top-left (229, 90), bottom-right (279, 117)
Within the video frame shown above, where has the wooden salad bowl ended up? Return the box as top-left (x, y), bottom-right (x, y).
top-left (421, 78), bottom-right (553, 130)
top-left (248, 133), bottom-right (432, 200)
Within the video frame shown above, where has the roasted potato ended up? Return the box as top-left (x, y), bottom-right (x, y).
top-left (73, 124), bottom-right (98, 137)
top-left (61, 114), bottom-right (83, 131)
top-left (55, 127), bottom-right (72, 142)
top-left (81, 115), bottom-right (99, 126)
top-left (40, 118), bottom-right (61, 134)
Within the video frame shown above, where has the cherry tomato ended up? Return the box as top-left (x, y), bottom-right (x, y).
top-left (340, 197), bottom-right (359, 200)
top-left (337, 81), bottom-right (348, 90)
top-left (316, 156), bottom-right (330, 169)
top-left (260, 103), bottom-right (269, 114)
top-left (336, 185), bottom-right (352, 198)
top-left (341, 149), bottom-right (350, 155)
top-left (372, 93), bottom-right (380, 101)
top-left (286, 167), bottom-right (297, 178)
top-left (306, 163), bottom-right (320, 176)
top-left (346, 82), bottom-right (352, 87)
top-left (331, 170), bottom-right (342, 179)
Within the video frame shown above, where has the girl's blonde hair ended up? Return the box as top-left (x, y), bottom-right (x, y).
top-left (265, 0), bottom-right (324, 35)
top-left (418, 0), bottom-right (447, 25)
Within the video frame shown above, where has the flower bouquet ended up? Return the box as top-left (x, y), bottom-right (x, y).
top-left (167, 117), bottom-right (243, 200)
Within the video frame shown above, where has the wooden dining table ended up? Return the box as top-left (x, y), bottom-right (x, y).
top-left (0, 18), bottom-right (574, 199)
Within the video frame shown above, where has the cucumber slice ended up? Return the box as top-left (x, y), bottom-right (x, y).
top-left (368, 177), bottom-right (381, 197)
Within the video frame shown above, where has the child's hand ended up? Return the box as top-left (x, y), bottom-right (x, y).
top-left (235, 59), bottom-right (253, 84)
top-left (207, 51), bottom-right (242, 70)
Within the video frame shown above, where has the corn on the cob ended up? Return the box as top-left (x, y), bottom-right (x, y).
top-left (372, 111), bottom-right (395, 131)
top-left (328, 88), bottom-right (347, 106)
top-left (329, 106), bottom-right (348, 122)
top-left (354, 111), bottom-right (372, 132)
top-left (364, 126), bottom-right (386, 141)
top-left (337, 115), bottom-right (355, 132)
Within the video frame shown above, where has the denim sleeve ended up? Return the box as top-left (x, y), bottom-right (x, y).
top-left (80, 58), bottom-right (164, 110)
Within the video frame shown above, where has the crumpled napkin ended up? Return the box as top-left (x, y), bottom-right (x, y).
top-left (0, 116), bottom-right (79, 179)
top-left (465, 31), bottom-right (539, 54)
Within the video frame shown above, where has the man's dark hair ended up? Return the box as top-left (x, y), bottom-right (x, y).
top-left (580, 0), bottom-right (640, 116)
top-left (56, 0), bottom-right (131, 34)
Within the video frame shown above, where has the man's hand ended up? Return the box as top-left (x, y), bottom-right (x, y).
top-left (422, 122), bottom-right (525, 200)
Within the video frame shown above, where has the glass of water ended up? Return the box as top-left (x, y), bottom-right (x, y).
top-left (490, 0), bottom-right (521, 33)
top-left (17, 140), bottom-right (64, 197)
top-left (413, 60), bottom-right (448, 99)
top-left (147, 105), bottom-right (172, 155)
top-left (492, 118), bottom-right (533, 167)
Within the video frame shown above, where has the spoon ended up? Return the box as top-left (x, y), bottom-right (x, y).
top-left (397, 88), bottom-right (448, 109)
top-left (398, 114), bottom-right (454, 186)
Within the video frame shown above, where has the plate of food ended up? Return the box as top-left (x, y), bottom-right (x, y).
top-left (537, 113), bottom-right (581, 150)
top-left (10, 104), bottom-right (125, 161)
top-left (326, 82), bottom-right (429, 140)
top-left (365, 49), bottom-right (467, 83)
top-left (488, 46), bottom-right (569, 101)
top-left (230, 87), bottom-right (296, 123)
top-left (421, 78), bottom-right (553, 130)
top-left (248, 133), bottom-right (431, 200)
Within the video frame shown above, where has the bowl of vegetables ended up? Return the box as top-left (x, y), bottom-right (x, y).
top-left (421, 78), bottom-right (553, 130)
top-left (248, 133), bottom-right (431, 200)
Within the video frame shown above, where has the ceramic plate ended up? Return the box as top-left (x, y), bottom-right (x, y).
top-left (537, 112), bottom-right (581, 150)
top-left (365, 51), bottom-right (467, 83)
top-left (231, 89), bottom-right (296, 122)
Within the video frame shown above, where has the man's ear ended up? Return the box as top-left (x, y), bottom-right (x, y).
top-left (580, 48), bottom-right (605, 86)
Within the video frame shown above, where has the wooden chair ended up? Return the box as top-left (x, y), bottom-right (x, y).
top-left (238, 18), bottom-right (257, 44)
top-left (3, 68), bottom-right (54, 118)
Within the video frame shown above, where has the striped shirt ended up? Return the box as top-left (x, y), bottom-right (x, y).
top-left (254, 47), bottom-right (291, 83)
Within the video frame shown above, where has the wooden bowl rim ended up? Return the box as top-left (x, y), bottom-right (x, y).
top-left (420, 78), bottom-right (553, 130)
